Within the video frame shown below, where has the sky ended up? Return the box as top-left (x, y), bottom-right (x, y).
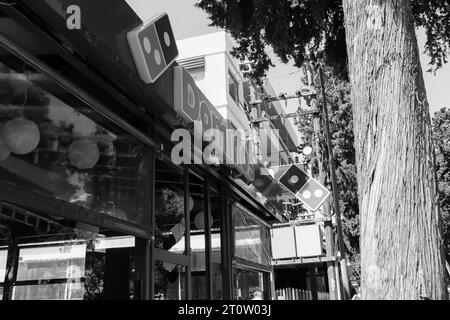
top-left (126, 0), bottom-right (450, 116)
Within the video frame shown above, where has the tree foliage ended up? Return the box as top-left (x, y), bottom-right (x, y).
top-left (325, 70), bottom-right (359, 258)
top-left (196, 0), bottom-right (450, 80)
top-left (432, 108), bottom-right (450, 258)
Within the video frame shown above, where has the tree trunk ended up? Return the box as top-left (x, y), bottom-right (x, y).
top-left (342, 0), bottom-right (448, 299)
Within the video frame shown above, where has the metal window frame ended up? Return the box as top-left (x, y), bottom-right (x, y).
top-left (203, 176), bottom-right (213, 299)
top-left (228, 69), bottom-right (240, 103)
top-left (184, 168), bottom-right (192, 299)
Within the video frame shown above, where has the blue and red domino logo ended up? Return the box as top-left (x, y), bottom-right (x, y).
top-left (128, 13), bottom-right (178, 84)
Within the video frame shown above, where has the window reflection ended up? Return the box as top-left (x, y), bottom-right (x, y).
top-left (5, 236), bottom-right (136, 300)
top-left (13, 243), bottom-right (86, 300)
top-left (154, 160), bottom-right (186, 252)
top-left (233, 268), bottom-right (266, 300)
top-left (210, 184), bottom-right (223, 300)
top-left (0, 249), bottom-right (7, 299)
top-left (154, 261), bottom-right (186, 300)
top-left (16, 244), bottom-right (86, 282)
top-left (190, 173), bottom-right (206, 300)
top-left (233, 205), bottom-right (271, 266)
top-left (0, 60), bottom-right (147, 227)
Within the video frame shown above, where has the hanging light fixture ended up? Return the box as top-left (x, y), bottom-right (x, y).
top-left (194, 211), bottom-right (214, 230)
top-left (1, 118), bottom-right (40, 155)
top-left (68, 138), bottom-right (100, 169)
top-left (187, 195), bottom-right (194, 212)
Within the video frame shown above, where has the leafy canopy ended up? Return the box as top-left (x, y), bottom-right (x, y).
top-left (196, 0), bottom-right (450, 79)
top-left (432, 108), bottom-right (450, 258)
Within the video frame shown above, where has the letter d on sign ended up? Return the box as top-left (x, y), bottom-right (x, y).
top-left (66, 5), bottom-right (81, 30)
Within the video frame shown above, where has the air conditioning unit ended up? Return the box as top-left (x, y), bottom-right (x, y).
top-left (294, 223), bottom-right (324, 258)
top-left (271, 226), bottom-right (297, 260)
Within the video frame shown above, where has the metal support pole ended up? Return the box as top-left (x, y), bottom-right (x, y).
top-left (313, 112), bottom-right (338, 300)
top-left (204, 177), bottom-right (213, 299)
top-left (318, 68), bottom-right (352, 300)
top-left (324, 220), bottom-right (338, 300)
top-left (308, 265), bottom-right (319, 300)
top-left (184, 169), bottom-right (192, 300)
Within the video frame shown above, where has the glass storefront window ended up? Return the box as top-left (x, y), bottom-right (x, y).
top-left (16, 243), bottom-right (86, 282)
top-left (4, 234), bottom-right (136, 301)
top-left (83, 236), bottom-right (135, 300)
top-left (0, 249), bottom-right (7, 299)
top-left (232, 205), bottom-right (271, 266)
top-left (210, 184), bottom-right (223, 300)
top-left (154, 261), bottom-right (186, 300)
top-left (0, 58), bottom-right (148, 232)
top-left (13, 243), bottom-right (86, 300)
top-left (233, 268), bottom-right (266, 300)
top-left (154, 160), bottom-right (186, 252)
top-left (189, 173), bottom-right (207, 300)
top-left (0, 249), bottom-right (6, 280)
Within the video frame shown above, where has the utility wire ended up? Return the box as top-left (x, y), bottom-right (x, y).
top-left (263, 70), bottom-right (302, 81)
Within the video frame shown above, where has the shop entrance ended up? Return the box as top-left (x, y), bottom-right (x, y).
top-left (153, 160), bottom-right (225, 300)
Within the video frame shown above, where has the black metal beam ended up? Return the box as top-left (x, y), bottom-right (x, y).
top-left (203, 177), bottom-right (213, 299)
top-left (184, 169), bottom-right (191, 300)
top-left (221, 182), bottom-right (233, 300)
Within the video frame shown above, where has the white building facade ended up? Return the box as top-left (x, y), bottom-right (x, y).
top-left (176, 32), bottom-right (300, 166)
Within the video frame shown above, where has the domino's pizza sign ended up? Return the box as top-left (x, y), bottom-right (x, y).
top-left (127, 13), bottom-right (178, 84)
top-left (174, 66), bottom-right (256, 182)
top-left (275, 164), bottom-right (331, 212)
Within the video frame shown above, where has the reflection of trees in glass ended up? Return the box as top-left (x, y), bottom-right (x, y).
top-left (233, 206), bottom-right (271, 266)
top-left (83, 251), bottom-right (105, 300)
top-left (154, 260), bottom-right (168, 297)
top-left (156, 189), bottom-right (184, 229)
top-left (154, 261), bottom-right (182, 300)
top-left (155, 189), bottom-right (185, 250)
top-left (161, 189), bottom-right (184, 219)
top-left (1, 63), bottom-right (145, 225)
top-left (235, 269), bottom-right (262, 300)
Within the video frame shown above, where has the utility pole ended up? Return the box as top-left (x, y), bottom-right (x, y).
top-left (306, 63), bottom-right (339, 301)
top-left (247, 63), bottom-right (350, 300)
top-left (318, 67), bottom-right (352, 300)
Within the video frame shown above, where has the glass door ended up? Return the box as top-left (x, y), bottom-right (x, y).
top-left (231, 203), bottom-right (273, 300)
top-left (233, 266), bottom-right (270, 300)
top-left (153, 159), bottom-right (189, 300)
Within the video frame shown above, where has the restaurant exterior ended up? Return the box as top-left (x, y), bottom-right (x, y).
top-left (0, 0), bottom-right (285, 300)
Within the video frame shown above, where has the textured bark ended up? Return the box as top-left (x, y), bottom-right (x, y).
top-left (342, 0), bottom-right (448, 299)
